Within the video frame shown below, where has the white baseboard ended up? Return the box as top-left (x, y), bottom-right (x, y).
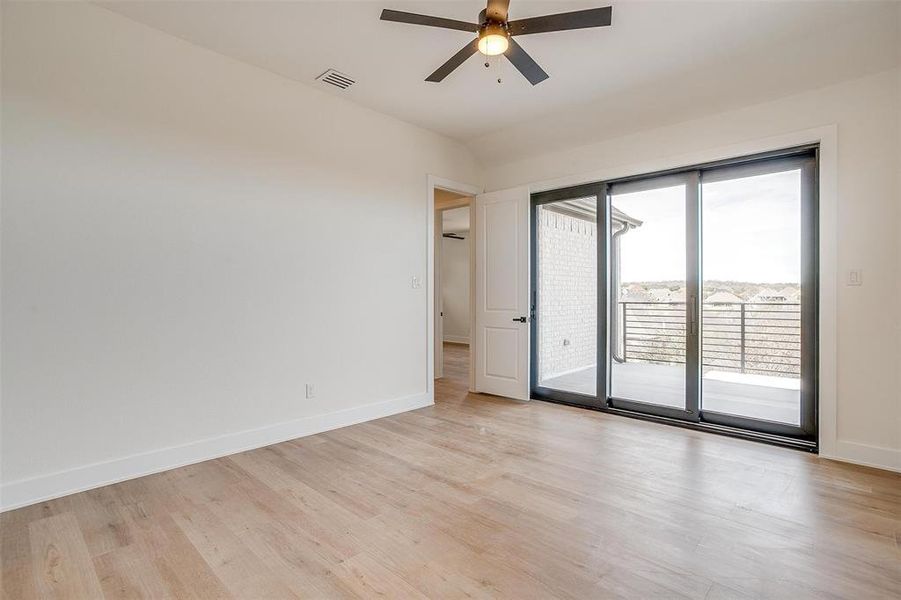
top-left (443, 335), bottom-right (470, 345)
top-left (0, 392), bottom-right (432, 512)
top-left (5, 392), bottom-right (895, 512)
top-left (822, 440), bottom-right (901, 473)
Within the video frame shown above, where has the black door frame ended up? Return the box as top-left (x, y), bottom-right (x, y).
top-left (605, 170), bottom-right (701, 423)
top-left (530, 182), bottom-right (608, 410)
top-left (529, 145), bottom-right (819, 451)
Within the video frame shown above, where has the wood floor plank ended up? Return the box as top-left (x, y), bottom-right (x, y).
top-left (0, 503), bottom-right (52, 599)
top-left (2, 343), bottom-right (899, 599)
top-left (92, 543), bottom-right (174, 600)
top-left (127, 514), bottom-right (233, 600)
top-left (28, 512), bottom-right (104, 599)
top-left (334, 552), bottom-right (430, 599)
top-left (200, 479), bottom-right (362, 599)
top-left (55, 486), bottom-right (133, 559)
top-left (170, 503), bottom-right (299, 599)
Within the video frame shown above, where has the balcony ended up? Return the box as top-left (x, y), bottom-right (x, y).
top-left (541, 301), bottom-right (802, 425)
top-left (618, 301), bottom-right (801, 376)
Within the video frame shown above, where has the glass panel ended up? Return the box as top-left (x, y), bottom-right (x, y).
top-left (536, 197), bottom-right (597, 396)
top-left (610, 183), bottom-right (687, 409)
top-left (701, 168), bottom-right (802, 425)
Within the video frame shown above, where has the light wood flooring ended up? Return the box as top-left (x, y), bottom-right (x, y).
top-left (2, 342), bottom-right (899, 599)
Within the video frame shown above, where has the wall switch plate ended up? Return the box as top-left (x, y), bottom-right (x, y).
top-left (411, 276), bottom-right (422, 289)
top-left (847, 269), bottom-right (863, 286)
top-left (305, 384), bottom-right (315, 399)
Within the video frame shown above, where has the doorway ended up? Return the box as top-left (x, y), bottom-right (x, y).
top-left (434, 189), bottom-right (474, 390)
top-left (531, 147), bottom-right (818, 449)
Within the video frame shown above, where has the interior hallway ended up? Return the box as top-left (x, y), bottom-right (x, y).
top-left (2, 344), bottom-right (899, 599)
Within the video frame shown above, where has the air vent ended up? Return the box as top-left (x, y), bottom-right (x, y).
top-left (316, 69), bottom-right (355, 90)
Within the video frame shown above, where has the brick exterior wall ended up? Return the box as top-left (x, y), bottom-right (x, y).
top-left (537, 209), bottom-right (597, 381)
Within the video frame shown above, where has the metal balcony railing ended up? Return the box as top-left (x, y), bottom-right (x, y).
top-left (618, 301), bottom-right (801, 378)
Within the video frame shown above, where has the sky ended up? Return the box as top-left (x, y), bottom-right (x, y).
top-left (613, 169), bottom-right (802, 284)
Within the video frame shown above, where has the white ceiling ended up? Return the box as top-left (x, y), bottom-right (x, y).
top-left (100, 1), bottom-right (900, 163)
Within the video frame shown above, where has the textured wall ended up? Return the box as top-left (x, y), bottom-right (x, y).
top-left (537, 210), bottom-right (597, 381)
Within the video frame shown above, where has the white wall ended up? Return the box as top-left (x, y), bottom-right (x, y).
top-left (440, 224), bottom-right (470, 344)
top-left (897, 16), bottom-right (901, 459)
top-left (0, 2), bottom-right (479, 509)
top-left (484, 68), bottom-right (901, 471)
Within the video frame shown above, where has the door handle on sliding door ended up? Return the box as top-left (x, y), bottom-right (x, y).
top-left (688, 296), bottom-right (698, 335)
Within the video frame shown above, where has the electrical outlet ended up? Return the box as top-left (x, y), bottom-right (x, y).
top-left (847, 269), bottom-right (863, 286)
top-left (411, 276), bottom-right (422, 289)
top-left (305, 383), bottom-right (315, 399)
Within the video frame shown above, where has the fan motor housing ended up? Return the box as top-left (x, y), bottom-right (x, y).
top-left (478, 8), bottom-right (506, 28)
top-left (479, 22), bottom-right (508, 40)
top-left (478, 8), bottom-right (509, 44)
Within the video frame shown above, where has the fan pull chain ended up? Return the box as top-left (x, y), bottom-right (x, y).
top-left (484, 53), bottom-right (502, 84)
top-left (481, 53), bottom-right (503, 84)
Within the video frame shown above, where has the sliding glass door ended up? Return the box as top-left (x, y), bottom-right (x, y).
top-left (607, 174), bottom-right (699, 420)
top-left (699, 156), bottom-right (817, 438)
top-left (530, 183), bottom-right (605, 409)
top-left (531, 147), bottom-right (818, 447)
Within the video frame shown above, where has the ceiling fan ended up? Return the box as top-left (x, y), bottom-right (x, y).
top-left (380, 0), bottom-right (612, 85)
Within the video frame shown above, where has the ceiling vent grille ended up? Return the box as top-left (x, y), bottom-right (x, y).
top-left (316, 69), bottom-right (355, 90)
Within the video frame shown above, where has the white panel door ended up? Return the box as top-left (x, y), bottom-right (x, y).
top-left (474, 186), bottom-right (530, 400)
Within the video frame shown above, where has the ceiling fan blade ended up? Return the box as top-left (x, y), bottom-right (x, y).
top-left (504, 38), bottom-right (549, 85)
top-left (380, 9), bottom-right (478, 33)
top-left (508, 6), bottom-right (612, 36)
top-left (426, 39), bottom-right (480, 82)
top-left (485, 0), bottom-right (510, 22)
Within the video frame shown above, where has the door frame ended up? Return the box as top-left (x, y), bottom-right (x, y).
top-left (530, 182), bottom-right (608, 409)
top-left (529, 145), bottom-right (820, 451)
top-left (428, 176), bottom-right (481, 399)
top-left (603, 170), bottom-right (702, 422)
top-left (694, 153), bottom-right (819, 440)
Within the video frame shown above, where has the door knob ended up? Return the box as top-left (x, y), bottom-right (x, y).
top-left (512, 316), bottom-right (528, 323)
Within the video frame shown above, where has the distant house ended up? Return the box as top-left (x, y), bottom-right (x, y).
top-left (750, 287), bottom-right (787, 303)
top-left (621, 288), bottom-right (653, 302)
top-left (669, 288), bottom-right (687, 302)
top-left (705, 290), bottom-right (743, 304)
top-left (648, 288), bottom-right (673, 301)
top-left (778, 286), bottom-right (801, 301)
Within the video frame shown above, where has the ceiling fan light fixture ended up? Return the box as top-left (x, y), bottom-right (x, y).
top-left (381, 3), bottom-right (613, 85)
top-left (478, 24), bottom-right (508, 56)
